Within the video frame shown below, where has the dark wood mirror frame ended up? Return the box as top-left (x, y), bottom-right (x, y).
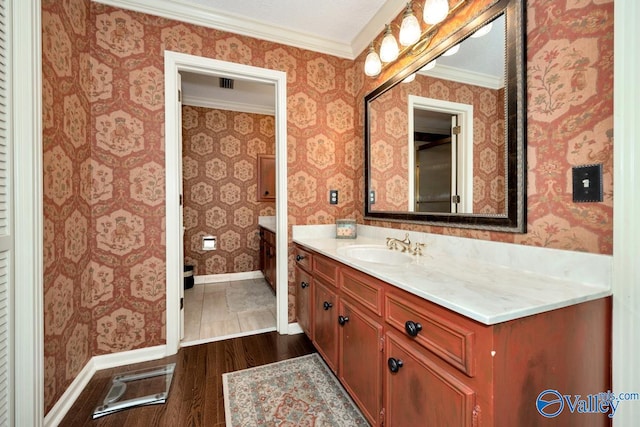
top-left (364, 0), bottom-right (526, 232)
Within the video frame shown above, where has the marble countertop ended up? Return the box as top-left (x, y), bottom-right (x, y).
top-left (258, 216), bottom-right (276, 233)
top-left (292, 233), bottom-right (611, 325)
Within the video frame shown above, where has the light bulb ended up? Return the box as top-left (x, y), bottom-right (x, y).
top-left (442, 43), bottom-right (460, 56)
top-left (423, 0), bottom-right (450, 25)
top-left (364, 44), bottom-right (382, 77)
top-left (422, 59), bottom-right (436, 71)
top-left (403, 73), bottom-right (416, 83)
top-left (471, 22), bottom-right (493, 38)
top-left (399, 4), bottom-right (421, 46)
top-left (379, 25), bottom-right (399, 63)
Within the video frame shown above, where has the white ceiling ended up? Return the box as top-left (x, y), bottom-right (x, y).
top-left (95, 0), bottom-right (407, 59)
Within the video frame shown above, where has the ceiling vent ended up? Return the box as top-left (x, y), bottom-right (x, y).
top-left (219, 77), bottom-right (234, 89)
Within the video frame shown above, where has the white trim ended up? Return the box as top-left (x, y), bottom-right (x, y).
top-left (182, 95), bottom-right (275, 116)
top-left (43, 345), bottom-right (166, 427)
top-left (12, 0), bottom-right (44, 426)
top-left (407, 95), bottom-right (473, 214)
top-left (165, 52), bottom-right (288, 357)
top-left (91, 0), bottom-right (406, 60)
top-left (287, 323), bottom-right (304, 335)
top-left (181, 327), bottom-right (277, 347)
top-left (194, 270), bottom-right (264, 285)
top-left (613, 0), bottom-right (640, 425)
top-left (420, 64), bottom-right (504, 90)
top-left (92, 0), bottom-right (354, 59)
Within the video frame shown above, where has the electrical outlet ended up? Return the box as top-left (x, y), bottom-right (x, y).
top-left (329, 189), bottom-right (338, 205)
top-left (369, 190), bottom-right (376, 204)
top-left (572, 164), bottom-right (603, 202)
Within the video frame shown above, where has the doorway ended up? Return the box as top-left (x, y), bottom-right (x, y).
top-left (164, 52), bottom-right (288, 355)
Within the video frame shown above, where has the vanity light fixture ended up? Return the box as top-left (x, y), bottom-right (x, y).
top-left (363, 0), bottom-right (465, 77)
top-left (399, 3), bottom-right (421, 46)
top-left (364, 43), bottom-right (383, 77)
top-left (423, 0), bottom-right (450, 25)
top-left (402, 73), bottom-right (416, 83)
top-left (380, 24), bottom-right (400, 62)
top-left (442, 43), bottom-right (460, 56)
top-left (471, 22), bottom-right (493, 38)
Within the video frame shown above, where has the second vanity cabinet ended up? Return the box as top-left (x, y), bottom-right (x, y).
top-left (259, 226), bottom-right (276, 291)
top-left (294, 243), bottom-right (611, 427)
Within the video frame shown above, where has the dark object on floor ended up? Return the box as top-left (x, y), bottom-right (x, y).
top-left (184, 265), bottom-right (194, 289)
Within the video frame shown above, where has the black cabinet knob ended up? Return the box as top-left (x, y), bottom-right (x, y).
top-left (295, 255), bottom-right (305, 261)
top-left (388, 357), bottom-right (404, 373)
top-left (405, 320), bottom-right (423, 337)
top-left (300, 281), bottom-right (309, 289)
top-left (264, 190), bottom-right (269, 195)
top-left (338, 315), bottom-right (349, 326)
top-left (323, 301), bottom-right (333, 310)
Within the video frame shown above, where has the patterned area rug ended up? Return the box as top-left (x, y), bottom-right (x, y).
top-left (223, 353), bottom-right (369, 426)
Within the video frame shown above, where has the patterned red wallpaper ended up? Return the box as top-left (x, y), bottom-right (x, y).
top-left (368, 75), bottom-right (505, 213)
top-left (358, 0), bottom-right (613, 255)
top-left (41, 0), bottom-right (613, 413)
top-left (182, 106), bottom-right (276, 275)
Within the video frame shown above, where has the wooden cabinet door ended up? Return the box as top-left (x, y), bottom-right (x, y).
top-left (313, 280), bottom-right (338, 372)
top-left (257, 154), bottom-right (275, 201)
top-left (295, 267), bottom-right (312, 338)
top-left (385, 331), bottom-right (477, 427)
top-left (338, 298), bottom-right (383, 426)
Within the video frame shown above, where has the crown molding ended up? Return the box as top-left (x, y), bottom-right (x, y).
top-left (182, 94), bottom-right (275, 116)
top-left (92, 0), bottom-right (356, 58)
top-left (420, 63), bottom-right (504, 90)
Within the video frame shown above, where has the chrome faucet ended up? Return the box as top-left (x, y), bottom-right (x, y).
top-left (386, 233), bottom-right (412, 252)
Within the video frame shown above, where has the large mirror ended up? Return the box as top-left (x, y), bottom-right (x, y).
top-left (364, 0), bottom-right (526, 232)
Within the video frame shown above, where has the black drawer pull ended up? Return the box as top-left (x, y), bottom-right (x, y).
top-left (300, 281), bottom-right (309, 289)
top-left (323, 301), bottom-right (333, 310)
top-left (405, 320), bottom-right (423, 337)
top-left (388, 357), bottom-right (404, 373)
top-left (296, 254), bottom-right (305, 262)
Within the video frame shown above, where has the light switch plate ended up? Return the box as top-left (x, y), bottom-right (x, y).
top-left (572, 164), bottom-right (603, 202)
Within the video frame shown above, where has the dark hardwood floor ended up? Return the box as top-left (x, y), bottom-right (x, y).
top-left (59, 332), bottom-right (316, 427)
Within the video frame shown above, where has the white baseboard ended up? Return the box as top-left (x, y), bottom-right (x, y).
top-left (44, 345), bottom-right (167, 427)
top-left (194, 270), bottom-right (264, 284)
top-left (287, 322), bottom-right (304, 335)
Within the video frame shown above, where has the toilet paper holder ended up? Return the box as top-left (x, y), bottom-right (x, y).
top-left (202, 235), bottom-right (217, 250)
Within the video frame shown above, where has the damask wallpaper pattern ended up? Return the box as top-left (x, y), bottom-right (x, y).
top-left (368, 75), bottom-right (505, 213)
top-left (358, 0), bottom-right (613, 255)
top-left (41, 0), bottom-right (613, 414)
top-left (182, 106), bottom-right (276, 275)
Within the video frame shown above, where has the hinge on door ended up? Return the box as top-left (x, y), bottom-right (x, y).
top-left (452, 194), bottom-right (461, 203)
top-left (379, 336), bottom-right (385, 352)
top-left (180, 297), bottom-right (184, 310)
top-left (178, 89), bottom-right (182, 103)
top-left (379, 408), bottom-right (386, 426)
top-left (452, 125), bottom-right (461, 135)
top-left (472, 404), bottom-right (481, 427)
top-left (179, 194), bottom-right (183, 206)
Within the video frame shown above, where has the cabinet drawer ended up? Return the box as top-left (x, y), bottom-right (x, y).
top-left (385, 291), bottom-right (476, 377)
top-left (313, 255), bottom-right (338, 287)
top-left (294, 245), bottom-right (313, 273)
top-left (340, 268), bottom-right (383, 316)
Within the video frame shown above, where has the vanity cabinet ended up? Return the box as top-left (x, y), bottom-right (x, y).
top-left (292, 244), bottom-right (611, 427)
top-left (259, 227), bottom-right (276, 291)
top-left (294, 245), bottom-right (313, 338)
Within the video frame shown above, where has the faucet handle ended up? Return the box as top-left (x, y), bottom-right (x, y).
top-left (386, 237), bottom-right (398, 250)
top-left (413, 242), bottom-right (426, 256)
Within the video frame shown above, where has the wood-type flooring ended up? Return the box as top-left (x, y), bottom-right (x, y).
top-left (58, 332), bottom-right (315, 426)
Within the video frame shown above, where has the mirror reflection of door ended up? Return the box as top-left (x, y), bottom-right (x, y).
top-left (408, 95), bottom-right (473, 214)
top-left (415, 113), bottom-right (457, 213)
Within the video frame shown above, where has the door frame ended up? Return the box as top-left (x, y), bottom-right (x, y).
top-left (407, 95), bottom-right (473, 213)
top-left (164, 51), bottom-right (288, 354)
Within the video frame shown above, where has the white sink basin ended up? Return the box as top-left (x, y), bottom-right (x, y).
top-left (336, 245), bottom-right (413, 266)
